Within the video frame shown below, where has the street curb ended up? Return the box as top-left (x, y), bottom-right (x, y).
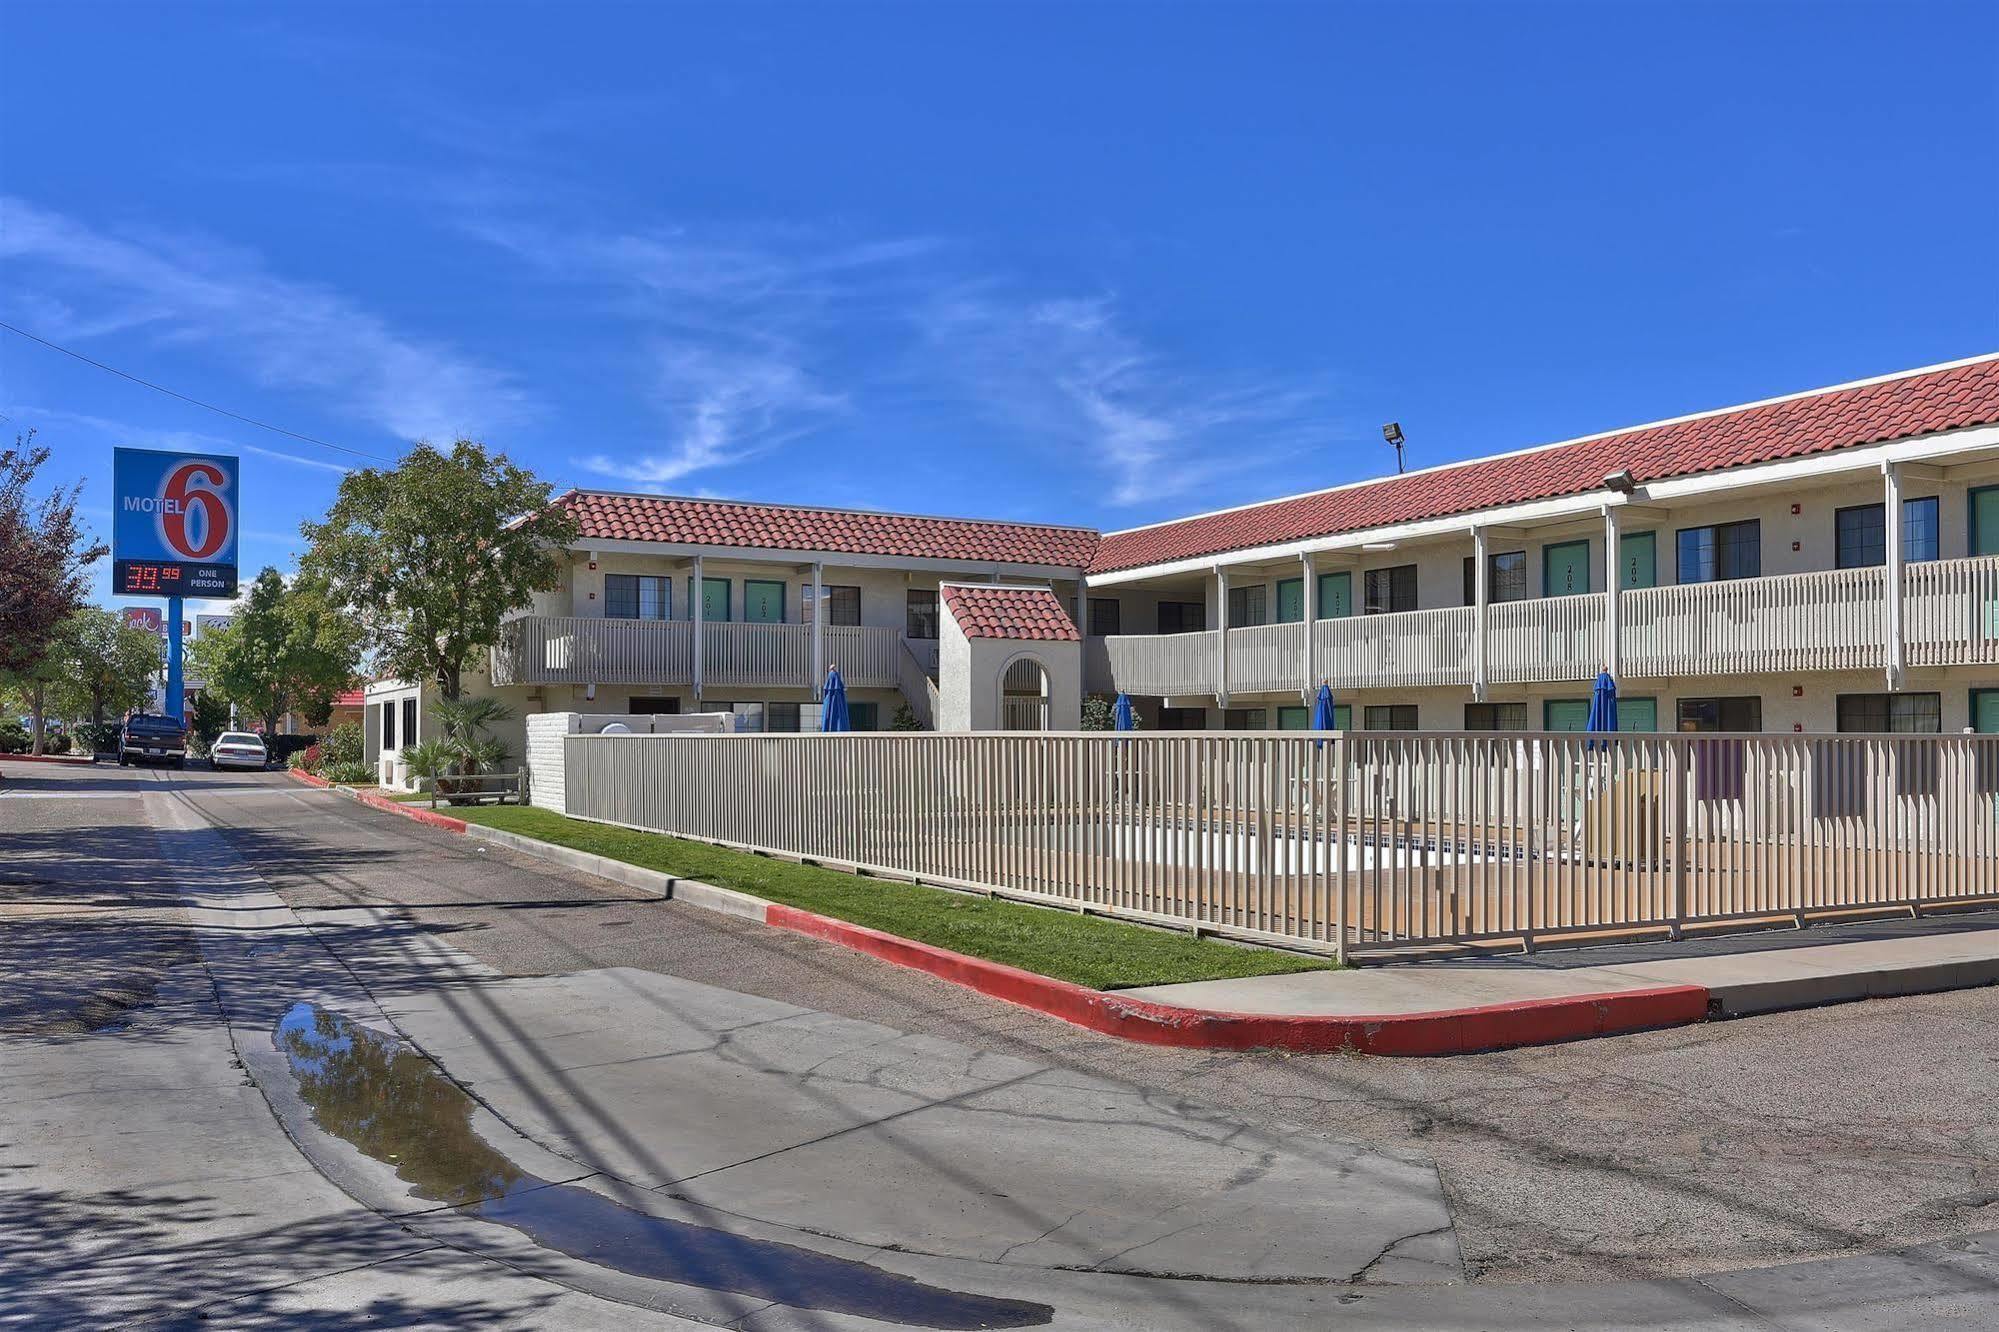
top-left (441, 816), bottom-right (1712, 1055)
top-left (286, 767), bottom-right (469, 833)
top-left (0, 752), bottom-right (97, 765)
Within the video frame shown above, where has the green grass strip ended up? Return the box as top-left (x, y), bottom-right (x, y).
top-left (451, 805), bottom-right (1335, 991)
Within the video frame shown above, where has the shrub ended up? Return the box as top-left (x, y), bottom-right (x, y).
top-left (42, 731), bottom-right (72, 755)
top-left (890, 702), bottom-right (924, 732)
top-left (320, 722), bottom-right (363, 767)
top-left (289, 743), bottom-right (323, 771)
top-left (0, 721), bottom-right (28, 754)
top-left (76, 721), bottom-right (122, 754)
top-left (266, 734), bottom-right (320, 768)
top-left (320, 760), bottom-right (373, 785)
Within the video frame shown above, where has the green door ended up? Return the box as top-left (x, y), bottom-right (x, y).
top-left (1277, 705), bottom-right (1309, 730)
top-left (691, 576), bottom-right (731, 622)
top-left (1544, 540), bottom-right (1592, 597)
top-left (1544, 698), bottom-right (1590, 732)
top-left (1619, 531), bottom-right (1658, 589)
top-left (1619, 697), bottom-right (1658, 732)
top-left (1316, 571), bottom-right (1352, 618)
top-left (743, 579), bottom-right (786, 624)
top-left (1276, 578), bottom-right (1304, 623)
top-left (1974, 690), bottom-right (1999, 734)
top-left (1974, 488), bottom-right (1999, 557)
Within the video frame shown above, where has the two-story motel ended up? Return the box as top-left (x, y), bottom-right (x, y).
top-left (367, 353), bottom-right (1999, 777)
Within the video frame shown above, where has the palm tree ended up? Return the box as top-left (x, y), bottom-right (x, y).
top-left (402, 695), bottom-right (512, 803)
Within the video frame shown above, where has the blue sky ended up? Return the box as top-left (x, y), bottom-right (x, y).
top-left (3, 0), bottom-right (1995, 616)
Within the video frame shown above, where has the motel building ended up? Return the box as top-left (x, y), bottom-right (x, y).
top-left (365, 354), bottom-right (1999, 784)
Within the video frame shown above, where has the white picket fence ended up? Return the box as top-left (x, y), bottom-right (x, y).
top-left (556, 730), bottom-right (1999, 959)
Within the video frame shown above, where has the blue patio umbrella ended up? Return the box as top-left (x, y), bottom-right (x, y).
top-left (1113, 692), bottom-right (1135, 732)
top-left (821, 665), bottom-right (851, 733)
top-left (1311, 682), bottom-right (1338, 746)
top-left (1585, 671), bottom-right (1619, 748)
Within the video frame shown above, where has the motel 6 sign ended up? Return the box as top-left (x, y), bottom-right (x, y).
top-left (112, 447), bottom-right (241, 598)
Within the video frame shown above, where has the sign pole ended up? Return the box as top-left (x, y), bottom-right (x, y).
top-left (166, 596), bottom-right (185, 722)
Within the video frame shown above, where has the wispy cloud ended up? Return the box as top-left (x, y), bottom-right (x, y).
top-left (917, 290), bottom-right (1337, 506)
top-left (580, 345), bottom-right (846, 488)
top-left (11, 407), bottom-right (352, 475)
top-left (0, 197), bottom-right (529, 443)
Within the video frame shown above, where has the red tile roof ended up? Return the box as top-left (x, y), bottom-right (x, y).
top-left (557, 491), bottom-right (1098, 569)
top-left (332, 689), bottom-right (366, 708)
top-left (1092, 356), bottom-right (1999, 574)
top-left (940, 584), bottom-right (1081, 641)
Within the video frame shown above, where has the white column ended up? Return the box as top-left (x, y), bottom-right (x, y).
top-left (1300, 551), bottom-right (1317, 704)
top-left (1473, 527), bottom-right (1491, 702)
top-left (1603, 505), bottom-right (1623, 681)
top-left (1215, 564), bottom-right (1231, 707)
top-left (691, 554), bottom-right (705, 704)
top-left (1884, 461), bottom-right (1905, 690)
top-left (811, 561), bottom-right (825, 699)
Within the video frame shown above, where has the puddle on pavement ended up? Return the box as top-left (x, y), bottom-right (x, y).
top-left (273, 1002), bottom-right (1052, 1328)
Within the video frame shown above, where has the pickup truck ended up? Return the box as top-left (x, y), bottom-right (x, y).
top-left (118, 712), bottom-right (188, 768)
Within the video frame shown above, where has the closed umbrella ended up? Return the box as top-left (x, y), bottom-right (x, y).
top-left (1113, 692), bottom-right (1135, 732)
top-left (1311, 682), bottom-right (1338, 746)
top-left (821, 666), bottom-right (851, 733)
top-left (1585, 671), bottom-right (1619, 748)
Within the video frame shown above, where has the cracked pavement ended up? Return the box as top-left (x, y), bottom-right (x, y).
top-left (6, 760), bottom-right (1999, 1328)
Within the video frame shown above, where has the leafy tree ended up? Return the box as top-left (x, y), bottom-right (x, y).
top-left (0, 431), bottom-right (107, 677)
top-left (198, 568), bottom-right (361, 734)
top-left (46, 608), bottom-right (164, 725)
top-left (1080, 694), bottom-right (1133, 731)
top-left (889, 701), bottom-right (924, 732)
top-left (302, 440), bottom-right (576, 700)
top-left (186, 689), bottom-right (233, 755)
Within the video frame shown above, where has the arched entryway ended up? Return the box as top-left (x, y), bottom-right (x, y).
top-left (999, 655), bottom-right (1050, 731)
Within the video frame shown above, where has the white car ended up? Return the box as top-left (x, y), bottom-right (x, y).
top-left (209, 732), bottom-right (270, 771)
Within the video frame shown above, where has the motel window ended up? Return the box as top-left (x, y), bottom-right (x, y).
top-left (1365, 704), bottom-right (1419, 732)
top-left (402, 697), bottom-right (416, 750)
top-left (605, 574), bottom-right (671, 621)
top-left (1465, 702), bottom-right (1528, 731)
top-left (1461, 551), bottom-right (1529, 606)
top-left (803, 584), bottom-right (861, 626)
top-left (381, 699), bottom-right (397, 753)
top-left (1676, 520), bottom-right (1760, 584)
top-left (715, 702), bottom-right (765, 732)
top-left (1834, 498), bottom-right (1941, 569)
top-left (1836, 692), bottom-right (1942, 735)
top-left (1087, 597), bottom-right (1122, 637)
top-left (1677, 697), bottom-right (1762, 733)
top-left (1224, 708), bottom-right (1266, 730)
top-left (1364, 565), bottom-right (1418, 615)
top-left (906, 589), bottom-right (940, 640)
top-left (1226, 584), bottom-right (1267, 627)
top-left (1157, 600), bottom-right (1206, 634)
top-left (1155, 706), bottom-right (1207, 731)
top-left (848, 701), bottom-right (879, 732)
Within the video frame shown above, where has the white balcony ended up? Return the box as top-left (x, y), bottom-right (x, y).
top-left (1095, 556), bottom-right (1999, 699)
top-left (1103, 630), bottom-right (1218, 697)
top-left (490, 616), bottom-right (904, 689)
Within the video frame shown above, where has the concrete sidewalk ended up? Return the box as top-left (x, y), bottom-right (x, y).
top-left (1123, 912), bottom-right (1999, 1019)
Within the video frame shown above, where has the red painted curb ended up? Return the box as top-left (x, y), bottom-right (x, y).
top-left (0, 752), bottom-right (97, 765)
top-left (286, 767), bottom-right (469, 832)
top-left (763, 903), bottom-right (1710, 1056)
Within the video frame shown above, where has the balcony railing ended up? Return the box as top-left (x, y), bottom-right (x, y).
top-left (1906, 555), bottom-right (1999, 668)
top-left (1490, 592), bottom-right (1606, 684)
top-left (1103, 630), bottom-right (1218, 697)
top-left (1623, 566), bottom-right (1886, 679)
top-left (1314, 606), bottom-right (1477, 691)
top-left (1095, 556), bottom-right (1999, 699)
top-left (489, 616), bottom-right (903, 689)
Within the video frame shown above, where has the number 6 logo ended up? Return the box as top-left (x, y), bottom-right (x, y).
top-left (162, 461), bottom-right (231, 560)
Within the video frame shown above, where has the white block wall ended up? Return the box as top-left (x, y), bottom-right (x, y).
top-left (526, 711), bottom-right (737, 814)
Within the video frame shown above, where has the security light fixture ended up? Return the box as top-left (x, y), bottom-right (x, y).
top-left (1603, 469), bottom-right (1637, 495)
top-left (1383, 422), bottom-right (1407, 474)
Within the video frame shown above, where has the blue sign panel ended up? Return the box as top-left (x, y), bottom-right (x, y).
top-left (112, 447), bottom-right (241, 597)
